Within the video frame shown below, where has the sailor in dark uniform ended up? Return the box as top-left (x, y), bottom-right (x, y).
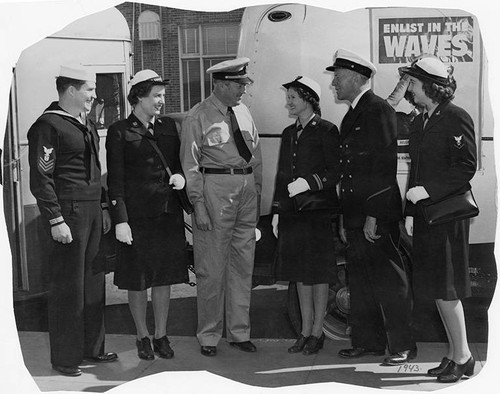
top-left (326, 49), bottom-right (416, 365)
top-left (28, 65), bottom-right (117, 377)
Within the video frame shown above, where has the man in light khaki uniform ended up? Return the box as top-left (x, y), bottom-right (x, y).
top-left (180, 58), bottom-right (262, 357)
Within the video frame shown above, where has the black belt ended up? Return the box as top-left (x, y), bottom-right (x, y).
top-left (200, 167), bottom-right (253, 175)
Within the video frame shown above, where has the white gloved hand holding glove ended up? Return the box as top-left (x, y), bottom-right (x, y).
top-left (169, 173), bottom-right (186, 190)
top-left (287, 177), bottom-right (310, 197)
top-left (406, 186), bottom-right (430, 204)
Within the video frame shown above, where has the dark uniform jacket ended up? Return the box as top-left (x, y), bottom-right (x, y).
top-left (405, 100), bottom-right (477, 216)
top-left (339, 90), bottom-right (402, 229)
top-left (106, 113), bottom-right (183, 224)
top-left (272, 114), bottom-right (340, 213)
top-left (28, 102), bottom-right (102, 224)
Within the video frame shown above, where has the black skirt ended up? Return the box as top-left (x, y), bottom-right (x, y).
top-left (114, 213), bottom-right (189, 291)
top-left (275, 212), bottom-right (337, 285)
top-left (412, 210), bottom-right (471, 301)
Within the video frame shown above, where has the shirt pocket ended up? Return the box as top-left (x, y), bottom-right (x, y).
top-left (204, 122), bottom-right (230, 147)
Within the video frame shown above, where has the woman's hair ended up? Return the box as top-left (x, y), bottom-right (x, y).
top-left (291, 86), bottom-right (321, 116)
top-left (127, 81), bottom-right (157, 106)
top-left (422, 76), bottom-right (457, 104)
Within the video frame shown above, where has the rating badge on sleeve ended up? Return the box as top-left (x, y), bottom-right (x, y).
top-left (38, 146), bottom-right (55, 172)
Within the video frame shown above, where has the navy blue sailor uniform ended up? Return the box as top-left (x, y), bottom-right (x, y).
top-left (339, 90), bottom-right (416, 354)
top-left (28, 102), bottom-right (106, 367)
top-left (405, 101), bottom-right (477, 301)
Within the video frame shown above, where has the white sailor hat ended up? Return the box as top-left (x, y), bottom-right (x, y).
top-left (326, 49), bottom-right (377, 78)
top-left (282, 76), bottom-right (321, 101)
top-left (129, 69), bottom-right (170, 87)
top-left (58, 65), bottom-right (96, 83)
top-left (207, 57), bottom-right (253, 84)
top-left (398, 56), bottom-right (450, 86)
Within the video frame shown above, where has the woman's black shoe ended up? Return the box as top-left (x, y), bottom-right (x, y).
top-left (136, 336), bottom-right (154, 360)
top-left (153, 336), bottom-right (174, 359)
top-left (427, 357), bottom-right (452, 376)
top-left (288, 334), bottom-right (309, 353)
top-left (303, 333), bottom-right (325, 355)
top-left (437, 356), bottom-right (475, 383)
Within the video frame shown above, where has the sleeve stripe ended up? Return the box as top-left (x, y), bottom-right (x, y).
top-left (313, 174), bottom-right (323, 190)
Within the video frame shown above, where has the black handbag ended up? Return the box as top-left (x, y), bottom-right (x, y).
top-left (145, 137), bottom-right (194, 215)
top-left (293, 189), bottom-right (338, 212)
top-left (422, 189), bottom-right (479, 226)
top-left (288, 128), bottom-right (337, 214)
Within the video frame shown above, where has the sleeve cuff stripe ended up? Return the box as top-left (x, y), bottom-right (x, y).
top-left (366, 186), bottom-right (391, 201)
top-left (49, 217), bottom-right (64, 225)
top-left (313, 174), bottom-right (323, 190)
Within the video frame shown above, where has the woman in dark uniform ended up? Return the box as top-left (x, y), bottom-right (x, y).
top-left (106, 70), bottom-right (188, 360)
top-left (271, 76), bottom-right (340, 355)
top-left (400, 57), bottom-right (477, 383)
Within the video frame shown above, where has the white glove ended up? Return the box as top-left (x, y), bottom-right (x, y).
top-left (271, 214), bottom-right (279, 238)
top-left (386, 74), bottom-right (410, 108)
top-left (287, 177), bottom-right (310, 197)
top-left (115, 222), bottom-right (133, 245)
top-left (169, 173), bottom-right (186, 190)
top-left (405, 216), bottom-right (414, 237)
top-left (406, 186), bottom-right (430, 204)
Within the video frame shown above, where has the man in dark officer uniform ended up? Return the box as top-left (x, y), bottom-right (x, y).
top-left (28, 65), bottom-right (117, 376)
top-left (180, 58), bottom-right (262, 357)
top-left (326, 49), bottom-right (416, 365)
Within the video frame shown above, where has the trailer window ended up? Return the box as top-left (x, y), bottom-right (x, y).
top-left (88, 73), bottom-right (125, 130)
top-left (180, 24), bottom-right (240, 111)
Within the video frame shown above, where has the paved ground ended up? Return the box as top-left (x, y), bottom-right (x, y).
top-left (17, 331), bottom-right (489, 393)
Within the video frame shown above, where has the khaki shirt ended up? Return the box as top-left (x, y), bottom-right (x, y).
top-left (180, 93), bottom-right (262, 204)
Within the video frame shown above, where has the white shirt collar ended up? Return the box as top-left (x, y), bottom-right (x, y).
top-left (351, 86), bottom-right (370, 109)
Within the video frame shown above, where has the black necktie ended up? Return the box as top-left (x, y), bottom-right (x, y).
top-left (228, 107), bottom-right (252, 163)
top-left (148, 122), bottom-right (154, 135)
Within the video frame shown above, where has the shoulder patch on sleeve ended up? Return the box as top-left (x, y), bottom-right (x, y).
top-left (453, 134), bottom-right (465, 149)
top-left (38, 146), bottom-right (55, 172)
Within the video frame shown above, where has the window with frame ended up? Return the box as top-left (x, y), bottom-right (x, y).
top-left (180, 24), bottom-right (240, 111)
top-left (88, 73), bottom-right (125, 129)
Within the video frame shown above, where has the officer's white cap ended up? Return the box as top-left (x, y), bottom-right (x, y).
top-left (207, 57), bottom-right (253, 84)
top-left (282, 76), bottom-right (321, 101)
top-left (399, 57), bottom-right (450, 86)
top-left (58, 65), bottom-right (96, 83)
top-left (129, 69), bottom-right (170, 87)
top-left (326, 49), bottom-right (377, 78)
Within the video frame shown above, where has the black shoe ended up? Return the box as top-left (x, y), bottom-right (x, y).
top-left (153, 336), bottom-right (174, 359)
top-left (303, 333), bottom-right (325, 355)
top-left (437, 356), bottom-right (475, 383)
top-left (229, 341), bottom-right (257, 352)
top-left (288, 334), bottom-right (310, 353)
top-left (427, 357), bottom-right (452, 376)
top-left (84, 352), bottom-right (118, 363)
top-left (338, 347), bottom-right (386, 358)
top-left (201, 346), bottom-right (217, 357)
top-left (136, 336), bottom-right (154, 360)
top-left (382, 348), bottom-right (417, 366)
top-left (52, 364), bottom-right (82, 376)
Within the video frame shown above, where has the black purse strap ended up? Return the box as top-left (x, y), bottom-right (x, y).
top-left (144, 137), bottom-right (174, 178)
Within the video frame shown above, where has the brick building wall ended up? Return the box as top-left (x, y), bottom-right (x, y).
top-left (116, 2), bottom-right (244, 113)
